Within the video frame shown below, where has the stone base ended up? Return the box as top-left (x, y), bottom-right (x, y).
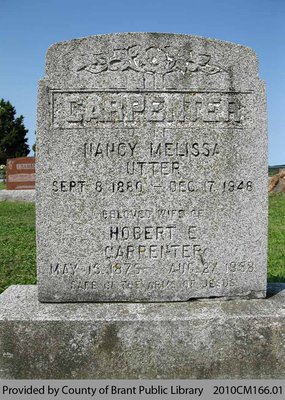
top-left (0, 189), bottom-right (35, 202)
top-left (0, 284), bottom-right (285, 379)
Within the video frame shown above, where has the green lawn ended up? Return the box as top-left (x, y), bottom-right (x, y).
top-left (0, 201), bottom-right (36, 293)
top-left (0, 181), bottom-right (6, 190)
top-left (268, 193), bottom-right (285, 281)
top-left (0, 194), bottom-right (284, 294)
top-left (269, 166), bottom-right (285, 177)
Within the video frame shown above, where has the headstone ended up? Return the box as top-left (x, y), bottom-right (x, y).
top-left (6, 157), bottom-right (35, 190)
top-left (37, 33), bottom-right (268, 302)
top-left (268, 169), bottom-right (285, 193)
top-left (2, 33), bottom-right (282, 381)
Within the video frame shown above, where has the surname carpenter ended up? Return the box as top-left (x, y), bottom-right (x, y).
top-left (53, 91), bottom-right (248, 127)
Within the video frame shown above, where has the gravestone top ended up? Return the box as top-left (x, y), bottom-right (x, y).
top-left (37, 33), bottom-right (267, 302)
top-left (6, 157), bottom-right (35, 190)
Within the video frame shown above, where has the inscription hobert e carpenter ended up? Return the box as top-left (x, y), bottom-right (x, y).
top-left (37, 33), bottom-right (267, 301)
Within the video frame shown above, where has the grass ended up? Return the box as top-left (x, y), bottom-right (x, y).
top-left (0, 194), bottom-right (284, 294)
top-left (268, 193), bottom-right (285, 282)
top-left (269, 169), bottom-right (277, 177)
top-left (0, 201), bottom-right (36, 293)
top-left (0, 181), bottom-right (6, 190)
top-left (269, 165), bottom-right (285, 177)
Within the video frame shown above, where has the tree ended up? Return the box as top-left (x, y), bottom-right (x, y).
top-left (0, 99), bottom-right (29, 164)
top-left (32, 131), bottom-right (36, 155)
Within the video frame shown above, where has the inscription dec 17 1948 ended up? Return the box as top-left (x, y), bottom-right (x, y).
top-left (37, 33), bottom-right (268, 302)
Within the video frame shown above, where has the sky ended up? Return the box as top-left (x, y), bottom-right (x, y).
top-left (0, 0), bottom-right (284, 165)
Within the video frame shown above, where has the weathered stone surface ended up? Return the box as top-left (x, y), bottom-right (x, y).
top-left (0, 284), bottom-right (285, 379)
top-left (0, 189), bottom-right (35, 202)
top-left (37, 33), bottom-right (268, 302)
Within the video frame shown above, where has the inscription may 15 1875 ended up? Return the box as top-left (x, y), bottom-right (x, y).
top-left (37, 33), bottom-right (268, 302)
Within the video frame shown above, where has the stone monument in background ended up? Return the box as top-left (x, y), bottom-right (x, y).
top-left (1, 33), bottom-right (284, 379)
top-left (6, 157), bottom-right (35, 190)
top-left (37, 32), bottom-right (267, 302)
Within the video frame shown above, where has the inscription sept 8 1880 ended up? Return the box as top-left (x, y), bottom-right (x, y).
top-left (37, 33), bottom-right (268, 302)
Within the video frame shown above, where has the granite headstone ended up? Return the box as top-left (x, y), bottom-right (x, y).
top-left (6, 157), bottom-right (35, 190)
top-left (37, 33), bottom-right (267, 302)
